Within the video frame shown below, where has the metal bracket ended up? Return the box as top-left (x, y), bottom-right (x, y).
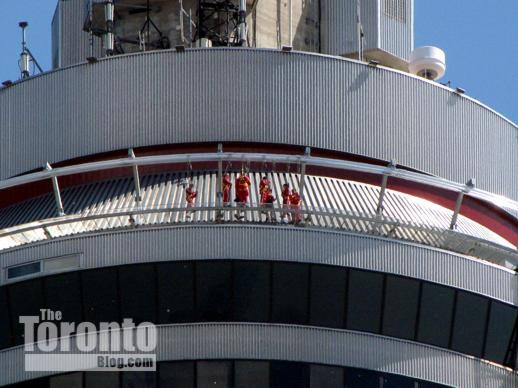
top-left (449, 178), bottom-right (476, 230)
top-left (128, 149), bottom-right (142, 202)
top-left (45, 162), bottom-right (65, 217)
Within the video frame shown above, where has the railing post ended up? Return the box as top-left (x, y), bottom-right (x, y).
top-left (45, 162), bottom-right (65, 217)
top-left (129, 148), bottom-right (142, 202)
top-left (376, 159), bottom-right (396, 216)
top-left (450, 178), bottom-right (475, 230)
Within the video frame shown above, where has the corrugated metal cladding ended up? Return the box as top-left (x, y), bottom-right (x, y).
top-left (320, 0), bottom-right (379, 56)
top-left (0, 49), bottom-right (516, 200)
top-left (380, 0), bottom-right (413, 59)
top-left (0, 171), bottom-right (510, 248)
top-left (1, 225), bottom-right (517, 306)
top-left (0, 324), bottom-right (516, 387)
top-left (321, 0), bottom-right (413, 59)
top-left (52, 0), bottom-right (102, 68)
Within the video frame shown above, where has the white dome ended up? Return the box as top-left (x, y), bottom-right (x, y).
top-left (409, 46), bottom-right (446, 81)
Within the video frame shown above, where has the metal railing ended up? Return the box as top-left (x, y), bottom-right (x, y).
top-left (1, 202), bottom-right (516, 268)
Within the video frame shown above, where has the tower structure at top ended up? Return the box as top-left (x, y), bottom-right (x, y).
top-left (53, 0), bottom-right (413, 70)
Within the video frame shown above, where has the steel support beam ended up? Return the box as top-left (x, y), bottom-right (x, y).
top-left (45, 162), bottom-right (65, 217)
top-left (298, 147), bottom-right (311, 203)
top-left (129, 148), bottom-right (142, 202)
top-left (450, 179), bottom-right (476, 230)
top-left (376, 160), bottom-right (396, 216)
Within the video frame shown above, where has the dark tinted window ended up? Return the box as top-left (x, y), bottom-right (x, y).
top-left (159, 361), bottom-right (195, 388)
top-left (233, 261), bottom-right (270, 322)
top-left (82, 268), bottom-right (119, 324)
top-left (382, 276), bottom-right (420, 340)
top-left (157, 262), bottom-right (194, 324)
top-left (346, 270), bottom-right (383, 334)
top-left (451, 291), bottom-right (489, 357)
top-left (235, 361), bottom-right (269, 388)
top-left (196, 261), bottom-right (232, 321)
top-left (271, 361), bottom-right (309, 388)
top-left (9, 278), bottom-right (44, 345)
top-left (310, 266), bottom-right (346, 328)
top-left (122, 371), bottom-right (156, 388)
top-left (49, 373), bottom-right (82, 388)
top-left (84, 372), bottom-right (119, 388)
top-left (44, 272), bottom-right (82, 325)
top-left (382, 374), bottom-right (414, 388)
top-left (345, 367), bottom-right (380, 387)
top-left (119, 264), bottom-right (156, 324)
top-left (417, 283), bottom-right (455, 348)
top-left (484, 301), bottom-right (518, 364)
top-left (310, 364), bottom-right (344, 388)
top-left (0, 287), bottom-right (12, 349)
top-left (197, 361), bottom-right (232, 388)
top-left (272, 263), bottom-right (309, 324)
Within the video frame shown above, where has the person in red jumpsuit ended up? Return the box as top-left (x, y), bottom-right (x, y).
top-left (185, 183), bottom-right (197, 220)
top-left (281, 183), bottom-right (291, 223)
top-left (235, 172), bottom-right (251, 220)
top-left (259, 176), bottom-right (271, 218)
top-left (290, 189), bottom-right (302, 224)
top-left (222, 174), bottom-right (232, 207)
top-left (259, 176), bottom-right (270, 205)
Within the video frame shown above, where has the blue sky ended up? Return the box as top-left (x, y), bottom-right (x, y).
top-left (0, 0), bottom-right (517, 124)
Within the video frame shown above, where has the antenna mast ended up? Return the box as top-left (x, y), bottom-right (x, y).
top-left (18, 21), bottom-right (43, 79)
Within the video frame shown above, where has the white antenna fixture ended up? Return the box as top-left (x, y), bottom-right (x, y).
top-left (18, 21), bottom-right (43, 79)
top-left (409, 46), bottom-right (446, 81)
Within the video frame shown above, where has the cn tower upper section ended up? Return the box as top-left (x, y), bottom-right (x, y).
top-left (52, 0), bottom-right (413, 69)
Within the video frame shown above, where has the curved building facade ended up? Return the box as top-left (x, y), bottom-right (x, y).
top-left (0, 1), bottom-right (517, 387)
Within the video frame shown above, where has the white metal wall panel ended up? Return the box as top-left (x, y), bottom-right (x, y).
top-left (379, 0), bottom-right (413, 58)
top-left (0, 225), bottom-right (517, 306)
top-left (0, 324), bottom-right (517, 387)
top-left (0, 50), bottom-right (516, 201)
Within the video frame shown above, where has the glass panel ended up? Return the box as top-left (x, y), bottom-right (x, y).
top-left (157, 262), bottom-right (194, 324)
top-left (272, 263), bottom-right (309, 324)
top-left (10, 377), bottom-right (50, 388)
top-left (484, 301), bottom-right (518, 364)
top-left (82, 268), bottom-right (120, 324)
top-left (235, 361), bottom-right (269, 388)
top-left (310, 364), bottom-right (344, 388)
top-left (119, 264), bottom-right (156, 324)
top-left (382, 276), bottom-right (420, 340)
top-left (310, 266), bottom-right (346, 329)
top-left (346, 270), bottom-right (383, 334)
top-left (49, 373), bottom-right (83, 388)
top-left (417, 283), bottom-right (455, 348)
top-left (159, 361), bottom-right (195, 388)
top-left (344, 367), bottom-right (380, 387)
top-left (122, 371), bottom-right (156, 388)
top-left (45, 272), bottom-right (82, 326)
top-left (451, 291), bottom-right (489, 357)
top-left (381, 374), bottom-right (414, 388)
top-left (271, 361), bottom-right (309, 388)
top-left (197, 361), bottom-right (232, 388)
top-left (233, 261), bottom-right (270, 322)
top-left (7, 262), bottom-right (41, 279)
top-left (85, 372), bottom-right (119, 388)
top-left (0, 287), bottom-right (12, 349)
top-left (196, 261), bottom-right (232, 321)
top-left (9, 278), bottom-right (44, 345)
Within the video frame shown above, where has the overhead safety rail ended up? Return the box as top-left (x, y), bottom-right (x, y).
top-left (1, 151), bottom-right (517, 218)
